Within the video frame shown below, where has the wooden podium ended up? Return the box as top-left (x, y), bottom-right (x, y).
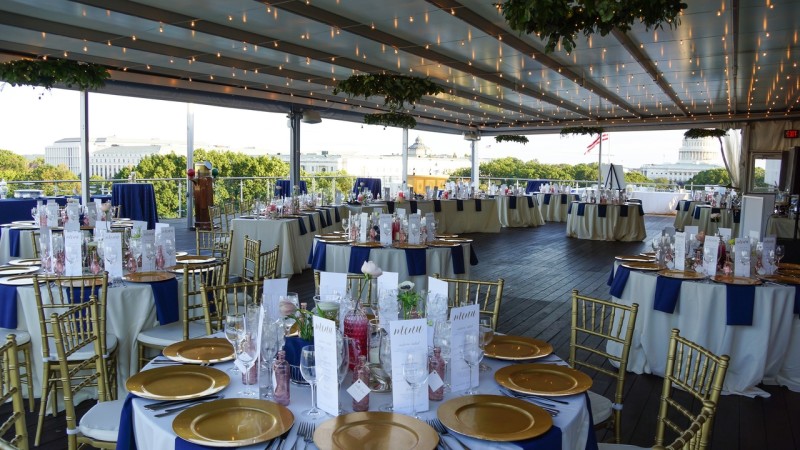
top-left (193, 162), bottom-right (214, 230)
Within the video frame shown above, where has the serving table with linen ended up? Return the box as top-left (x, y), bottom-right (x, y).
top-left (126, 346), bottom-right (595, 450)
top-left (565, 202), bottom-right (646, 242)
top-left (535, 194), bottom-right (579, 222)
top-left (628, 191), bottom-right (689, 215)
top-left (229, 207), bottom-right (343, 277)
top-left (766, 215), bottom-right (799, 239)
top-left (689, 205), bottom-right (740, 236)
top-left (607, 264), bottom-right (800, 396)
top-left (495, 195), bottom-right (545, 228)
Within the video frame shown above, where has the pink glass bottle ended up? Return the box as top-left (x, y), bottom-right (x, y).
top-left (344, 298), bottom-right (369, 371)
top-left (352, 355), bottom-right (370, 412)
top-left (273, 350), bottom-right (290, 406)
top-left (428, 347), bottom-right (445, 401)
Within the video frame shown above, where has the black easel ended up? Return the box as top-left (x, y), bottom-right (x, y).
top-left (604, 163), bottom-right (624, 191)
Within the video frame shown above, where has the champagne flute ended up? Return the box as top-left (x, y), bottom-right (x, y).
top-left (461, 333), bottom-right (483, 395)
top-left (703, 247), bottom-right (715, 276)
top-left (224, 314), bottom-right (244, 375)
top-left (103, 243), bottom-right (116, 285)
top-left (402, 352), bottom-right (429, 419)
top-left (300, 345), bottom-right (324, 417)
top-left (478, 313), bottom-right (494, 372)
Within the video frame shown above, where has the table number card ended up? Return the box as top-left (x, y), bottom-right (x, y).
top-left (140, 230), bottom-right (156, 271)
top-left (408, 214), bottom-right (421, 245)
top-left (674, 232), bottom-right (686, 270)
top-left (262, 278), bottom-right (289, 321)
top-left (425, 213), bottom-right (436, 242)
top-left (319, 271), bottom-right (347, 296)
top-left (397, 208), bottom-right (406, 219)
top-left (102, 232), bottom-right (123, 279)
top-left (64, 231), bottom-right (83, 276)
top-left (390, 318), bottom-right (429, 415)
top-left (359, 213), bottom-right (369, 242)
top-left (734, 238), bottom-right (750, 277)
top-left (379, 214), bottom-right (393, 247)
top-left (313, 317), bottom-right (339, 417)
top-left (762, 237), bottom-right (777, 275)
top-left (703, 235), bottom-right (720, 277)
top-left (158, 227), bottom-right (177, 267)
top-left (449, 303), bottom-right (479, 392)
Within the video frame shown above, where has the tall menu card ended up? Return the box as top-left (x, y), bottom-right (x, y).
top-left (46, 202), bottom-right (59, 228)
top-left (64, 231), bottom-right (83, 276)
top-left (734, 238), bottom-right (750, 277)
top-left (379, 214), bottom-right (393, 247)
top-left (377, 271), bottom-right (398, 294)
top-left (140, 230), bottom-right (156, 271)
top-left (102, 232), bottom-right (123, 279)
top-left (390, 318), bottom-right (429, 415)
top-left (359, 213), bottom-right (369, 242)
top-left (64, 204), bottom-right (81, 232)
top-left (319, 271), bottom-right (347, 296)
top-left (448, 303), bottom-right (479, 392)
top-left (408, 214), bottom-right (421, 245)
top-left (86, 203), bottom-right (97, 227)
top-left (262, 278), bottom-right (289, 321)
top-left (703, 235), bottom-right (720, 276)
top-left (673, 232), bottom-right (686, 270)
top-left (158, 227), bottom-right (177, 267)
top-left (425, 213), bottom-right (436, 242)
top-left (313, 317), bottom-right (339, 416)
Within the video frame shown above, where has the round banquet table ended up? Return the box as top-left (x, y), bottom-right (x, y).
top-left (673, 200), bottom-right (707, 231)
top-left (0, 226), bottom-right (36, 265)
top-left (129, 351), bottom-right (593, 450)
top-left (112, 183), bottom-right (159, 229)
top-left (628, 191), bottom-right (689, 215)
top-left (608, 266), bottom-right (799, 397)
top-left (0, 197), bottom-right (68, 225)
top-left (689, 205), bottom-right (739, 236)
top-left (565, 202), bottom-right (646, 242)
top-left (496, 196), bottom-right (545, 228)
top-left (343, 199), bottom-right (501, 234)
top-left (535, 194), bottom-right (579, 222)
top-left (766, 215), bottom-right (798, 239)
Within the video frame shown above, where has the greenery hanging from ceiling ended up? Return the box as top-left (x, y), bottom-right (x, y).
top-left (495, 135), bottom-right (529, 144)
top-left (684, 128), bottom-right (727, 140)
top-left (363, 112), bottom-right (418, 129)
top-left (0, 58), bottom-right (109, 92)
top-left (560, 126), bottom-right (604, 136)
top-left (497, 0), bottom-right (688, 53)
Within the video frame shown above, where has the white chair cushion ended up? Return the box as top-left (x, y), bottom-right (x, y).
top-left (598, 444), bottom-right (646, 449)
top-left (589, 390), bottom-right (613, 424)
top-left (0, 328), bottom-right (31, 345)
top-left (137, 321), bottom-right (207, 347)
top-left (44, 334), bottom-right (118, 362)
top-left (78, 399), bottom-right (125, 442)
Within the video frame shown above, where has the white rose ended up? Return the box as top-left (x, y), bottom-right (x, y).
top-left (398, 281), bottom-right (415, 291)
top-left (361, 260), bottom-right (383, 278)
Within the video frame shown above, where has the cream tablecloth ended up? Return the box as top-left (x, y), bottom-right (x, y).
top-left (565, 203), bottom-right (646, 242)
top-left (0, 226), bottom-right (35, 265)
top-left (673, 200), bottom-right (707, 230)
top-left (689, 205), bottom-right (739, 236)
top-left (628, 191), bottom-right (688, 215)
top-left (496, 196), bottom-right (545, 228)
top-left (766, 216), bottom-right (799, 238)
top-left (344, 200), bottom-right (501, 234)
top-left (535, 193), bottom-right (579, 222)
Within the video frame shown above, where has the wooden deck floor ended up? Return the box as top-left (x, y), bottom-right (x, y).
top-left (28, 215), bottom-right (800, 448)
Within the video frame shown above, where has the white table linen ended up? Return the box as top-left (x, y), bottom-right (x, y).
top-left (496, 196), bottom-right (545, 228)
top-left (0, 227), bottom-right (35, 265)
top-left (766, 216), bottom-right (798, 238)
top-left (535, 194), bottom-right (578, 223)
top-left (628, 191), bottom-right (689, 215)
top-left (690, 205), bottom-right (739, 236)
top-left (565, 203), bottom-right (646, 242)
top-left (673, 200), bottom-right (706, 230)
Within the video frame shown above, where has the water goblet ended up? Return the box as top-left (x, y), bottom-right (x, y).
top-left (402, 352), bottom-right (429, 419)
top-left (300, 345), bottom-right (324, 417)
top-left (461, 333), bottom-right (484, 395)
top-left (775, 245), bottom-right (785, 266)
top-left (478, 313), bottom-right (494, 372)
top-left (143, 242), bottom-right (155, 270)
top-left (433, 320), bottom-right (452, 392)
top-left (224, 314), bottom-right (244, 375)
top-left (703, 247), bottom-right (716, 275)
top-left (740, 249), bottom-right (751, 275)
top-left (259, 319), bottom-right (281, 399)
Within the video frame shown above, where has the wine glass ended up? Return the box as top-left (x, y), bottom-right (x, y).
top-left (224, 314), bottom-right (244, 375)
top-left (300, 345), bottom-right (324, 417)
top-left (143, 242), bottom-right (155, 270)
top-left (259, 319), bottom-right (280, 399)
top-left (703, 247), bottom-right (716, 276)
top-left (461, 333), bottom-right (483, 395)
top-left (164, 239), bottom-right (175, 265)
top-left (478, 314), bottom-right (494, 372)
top-left (740, 249), bottom-right (751, 275)
top-left (129, 238), bottom-right (142, 272)
top-left (775, 245), bottom-right (785, 267)
top-left (402, 352), bottom-right (429, 419)
top-left (236, 325), bottom-right (259, 398)
top-left (103, 243), bottom-right (117, 285)
top-left (433, 320), bottom-right (452, 393)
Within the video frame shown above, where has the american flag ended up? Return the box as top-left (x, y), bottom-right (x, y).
top-left (584, 133), bottom-right (609, 155)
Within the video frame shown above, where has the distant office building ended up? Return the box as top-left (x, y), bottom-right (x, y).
top-left (45, 136), bottom-right (186, 177)
top-left (44, 138), bottom-right (83, 174)
top-left (639, 137), bottom-right (721, 183)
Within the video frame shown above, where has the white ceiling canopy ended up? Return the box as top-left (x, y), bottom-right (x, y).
top-left (0, 0), bottom-right (797, 135)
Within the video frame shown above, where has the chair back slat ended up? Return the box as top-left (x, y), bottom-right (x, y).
top-left (203, 280), bottom-right (263, 333)
top-left (313, 271), bottom-right (375, 310)
top-left (433, 275), bottom-right (504, 331)
top-left (0, 336), bottom-right (27, 450)
top-left (182, 259), bottom-right (228, 340)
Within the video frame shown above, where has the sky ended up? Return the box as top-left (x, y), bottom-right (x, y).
top-left (0, 85), bottom-right (714, 169)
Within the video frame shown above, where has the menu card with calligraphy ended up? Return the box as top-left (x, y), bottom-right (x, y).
top-left (263, 278), bottom-right (289, 321)
top-left (64, 204), bottom-right (81, 232)
top-left (390, 318), bottom-right (429, 415)
top-left (64, 231), bottom-right (83, 276)
top-left (140, 230), bottom-right (156, 271)
top-left (379, 214), bottom-right (393, 247)
top-left (762, 237), bottom-right (776, 275)
top-left (319, 271), bottom-right (347, 296)
top-left (408, 214), bottom-right (421, 245)
top-left (102, 233), bottom-right (123, 279)
top-left (673, 232), bottom-right (686, 270)
top-left (158, 227), bottom-right (177, 267)
top-left (449, 303), bottom-right (479, 392)
top-left (313, 316), bottom-right (339, 416)
top-left (703, 235), bottom-right (720, 276)
top-left (46, 202), bottom-right (59, 228)
top-left (734, 238), bottom-right (750, 277)
top-left (86, 203), bottom-right (97, 227)
top-left (359, 213), bottom-right (368, 242)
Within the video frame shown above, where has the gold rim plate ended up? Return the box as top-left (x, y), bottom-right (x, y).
top-left (778, 262), bottom-right (800, 270)
top-left (314, 412), bottom-right (438, 450)
top-left (175, 251), bottom-right (188, 257)
top-left (174, 398), bottom-right (293, 447)
top-left (126, 365), bottom-right (229, 400)
top-left (437, 395), bottom-right (552, 442)
top-left (319, 239), bottom-right (351, 244)
top-left (177, 255), bottom-right (215, 264)
top-left (495, 363), bottom-right (593, 397)
top-left (163, 338), bottom-right (235, 364)
top-left (615, 255), bottom-right (655, 262)
top-left (10, 225), bottom-right (38, 230)
top-left (352, 241), bottom-right (383, 248)
top-left (485, 336), bottom-right (553, 361)
top-left (621, 262), bottom-right (660, 271)
top-left (759, 274), bottom-right (800, 285)
top-left (11, 221), bottom-right (35, 226)
top-left (0, 275), bottom-right (40, 286)
top-left (393, 243), bottom-right (428, 249)
top-left (7, 259), bottom-right (40, 266)
top-left (427, 240), bottom-right (460, 247)
top-left (0, 266), bottom-right (39, 275)
top-left (435, 234), bottom-right (459, 238)
top-left (711, 275), bottom-right (762, 286)
top-left (124, 271), bottom-right (177, 283)
top-left (658, 269), bottom-right (707, 280)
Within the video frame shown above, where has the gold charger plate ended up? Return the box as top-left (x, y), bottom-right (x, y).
top-left (126, 365), bottom-right (229, 400)
top-left (658, 269), bottom-right (707, 280)
top-left (711, 275), bottom-right (762, 286)
top-left (759, 274), bottom-right (800, 285)
top-left (10, 221), bottom-right (35, 226)
top-left (0, 266), bottom-right (39, 275)
top-left (778, 262), bottom-right (800, 271)
top-left (0, 275), bottom-right (40, 286)
top-left (437, 395), bottom-right (552, 442)
top-left (427, 240), bottom-right (460, 247)
top-left (124, 271), bottom-right (176, 283)
top-left (318, 238), bottom-right (352, 244)
top-left (615, 255), bottom-right (655, 262)
top-left (435, 234), bottom-right (459, 238)
top-left (777, 269), bottom-right (800, 277)
top-left (621, 262), bottom-right (660, 271)
top-left (393, 243), bottom-right (428, 249)
top-left (352, 241), bottom-right (383, 248)
top-left (442, 238), bottom-right (473, 243)
top-left (7, 259), bottom-right (40, 267)
top-left (314, 412), bottom-right (437, 450)
top-left (495, 363), bottom-right (593, 397)
top-left (10, 225), bottom-right (38, 230)
top-left (174, 398), bottom-right (293, 448)
top-left (163, 338), bottom-right (235, 364)
top-left (485, 336), bottom-right (553, 361)
top-left (640, 252), bottom-right (656, 257)
top-left (176, 255), bottom-right (216, 264)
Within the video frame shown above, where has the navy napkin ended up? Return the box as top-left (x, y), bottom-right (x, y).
top-left (568, 202), bottom-right (573, 214)
top-left (526, 196), bottom-right (534, 208)
top-left (475, 199), bottom-right (482, 211)
top-left (693, 207), bottom-right (702, 220)
top-left (334, 207), bottom-right (341, 223)
top-left (404, 248), bottom-right (427, 276)
top-left (433, 200), bottom-right (442, 212)
top-left (597, 204), bottom-right (607, 218)
top-left (116, 393), bottom-right (137, 450)
top-left (296, 217), bottom-right (307, 235)
top-left (795, 286), bottom-right (800, 316)
top-left (348, 247), bottom-right (371, 273)
top-left (318, 211), bottom-right (327, 228)
top-left (9, 228), bottom-right (21, 257)
top-left (653, 277), bottom-right (683, 313)
top-left (577, 203), bottom-right (586, 217)
top-left (324, 209), bottom-right (332, 227)
top-left (408, 200), bottom-right (416, 213)
top-left (675, 203), bottom-right (681, 211)
top-left (683, 201), bottom-right (692, 211)
top-left (451, 245), bottom-right (465, 275)
top-left (726, 284), bottom-right (756, 326)
top-left (733, 209), bottom-right (741, 223)
top-left (149, 278), bottom-right (179, 325)
top-left (386, 201), bottom-right (395, 214)
top-left (311, 241), bottom-right (327, 271)
top-left (456, 200), bottom-right (464, 211)
top-left (609, 266), bottom-right (631, 298)
top-left (561, 194), bottom-right (569, 205)
top-left (509, 196), bottom-right (517, 209)
top-left (307, 215), bottom-right (317, 232)
top-left (543, 194), bottom-right (551, 205)
top-left (469, 244), bottom-right (479, 265)
top-left (620, 205), bottom-right (629, 217)
top-left (0, 284), bottom-right (18, 328)
top-left (637, 204), bottom-right (644, 216)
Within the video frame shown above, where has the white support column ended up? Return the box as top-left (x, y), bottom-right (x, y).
top-left (79, 91), bottom-right (90, 204)
top-left (402, 127), bottom-right (409, 192)
top-left (471, 139), bottom-right (479, 187)
top-left (598, 137), bottom-right (603, 189)
top-left (288, 106), bottom-right (301, 191)
top-left (186, 103), bottom-right (194, 228)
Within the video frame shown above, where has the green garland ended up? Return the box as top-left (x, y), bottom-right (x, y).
top-left (333, 74), bottom-right (444, 111)
top-left (364, 112), bottom-right (418, 129)
top-left (497, 0), bottom-right (688, 53)
top-left (0, 58), bottom-right (109, 91)
top-left (495, 135), bottom-right (529, 144)
top-left (560, 126), bottom-right (604, 136)
top-left (684, 128), bottom-right (727, 139)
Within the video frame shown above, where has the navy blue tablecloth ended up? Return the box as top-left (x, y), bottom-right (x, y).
top-left (149, 278), bottom-right (179, 325)
top-left (0, 284), bottom-right (18, 328)
top-left (352, 178), bottom-right (382, 198)
top-left (274, 180), bottom-right (307, 196)
top-left (0, 197), bottom-right (66, 225)
top-left (112, 184), bottom-right (159, 229)
top-left (525, 180), bottom-right (546, 194)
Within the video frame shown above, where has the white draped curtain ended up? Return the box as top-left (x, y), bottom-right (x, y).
top-left (723, 129), bottom-right (742, 189)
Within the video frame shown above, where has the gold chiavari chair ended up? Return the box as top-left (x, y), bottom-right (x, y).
top-left (209, 205), bottom-right (225, 231)
top-left (0, 329), bottom-right (35, 414)
top-left (432, 274), bottom-right (504, 331)
top-left (239, 198), bottom-right (254, 216)
top-left (313, 271), bottom-right (376, 310)
top-left (570, 290), bottom-right (639, 443)
top-left (202, 280), bottom-right (264, 332)
top-left (652, 401), bottom-right (715, 450)
top-left (196, 229), bottom-right (233, 259)
top-left (599, 330), bottom-right (729, 450)
top-left (51, 300), bottom-right (123, 450)
top-left (242, 235), bottom-right (261, 283)
top-left (30, 230), bottom-right (40, 259)
top-left (223, 202), bottom-right (236, 224)
top-left (31, 273), bottom-right (118, 446)
top-left (0, 335), bottom-right (28, 450)
top-left (136, 259), bottom-right (228, 368)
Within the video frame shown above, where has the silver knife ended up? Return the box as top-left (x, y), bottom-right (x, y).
top-left (154, 396), bottom-right (223, 417)
top-left (144, 394), bottom-right (221, 411)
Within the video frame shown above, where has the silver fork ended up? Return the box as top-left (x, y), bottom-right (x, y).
top-left (295, 422), bottom-right (315, 449)
top-left (426, 419), bottom-right (452, 450)
top-left (432, 419), bottom-right (462, 449)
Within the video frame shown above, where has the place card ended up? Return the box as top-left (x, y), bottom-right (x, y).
top-left (762, 237), bottom-right (777, 275)
top-left (102, 232), bottom-right (123, 280)
top-left (64, 231), bottom-right (83, 276)
top-left (703, 236), bottom-right (720, 276)
top-left (313, 316), bottom-right (339, 417)
top-left (140, 230), bottom-right (156, 271)
top-left (319, 271), bottom-right (347, 296)
top-left (408, 214), bottom-right (421, 245)
top-left (379, 214), bottom-right (393, 247)
top-left (158, 227), bottom-right (177, 267)
top-left (359, 213), bottom-right (368, 242)
top-left (449, 303), bottom-right (479, 392)
top-left (86, 203), bottom-right (97, 227)
top-left (390, 318), bottom-right (429, 415)
top-left (734, 238), bottom-right (751, 277)
top-left (46, 202), bottom-right (59, 228)
top-left (673, 232), bottom-right (686, 270)
top-left (262, 278), bottom-right (289, 321)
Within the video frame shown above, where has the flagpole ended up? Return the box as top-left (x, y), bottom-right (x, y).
top-left (598, 134), bottom-right (603, 190)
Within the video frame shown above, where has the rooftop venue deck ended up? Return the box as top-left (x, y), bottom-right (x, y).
top-left (28, 215), bottom-right (800, 449)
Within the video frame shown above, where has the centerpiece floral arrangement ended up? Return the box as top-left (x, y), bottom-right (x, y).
top-left (398, 281), bottom-right (423, 319)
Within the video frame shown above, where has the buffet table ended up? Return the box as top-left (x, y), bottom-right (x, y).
top-left (536, 194), bottom-right (579, 222)
top-left (629, 191), bottom-right (689, 215)
top-left (766, 216), bottom-right (799, 239)
top-left (496, 196), bottom-right (545, 228)
top-left (565, 203), bottom-right (646, 242)
top-left (608, 266), bottom-right (800, 396)
top-left (112, 183), bottom-right (159, 229)
top-left (128, 351), bottom-right (594, 450)
top-left (690, 205), bottom-right (740, 236)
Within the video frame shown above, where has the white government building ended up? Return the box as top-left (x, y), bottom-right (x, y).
top-left (639, 137), bottom-right (722, 183)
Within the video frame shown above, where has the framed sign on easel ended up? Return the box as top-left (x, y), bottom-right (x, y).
top-left (601, 163), bottom-right (626, 191)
